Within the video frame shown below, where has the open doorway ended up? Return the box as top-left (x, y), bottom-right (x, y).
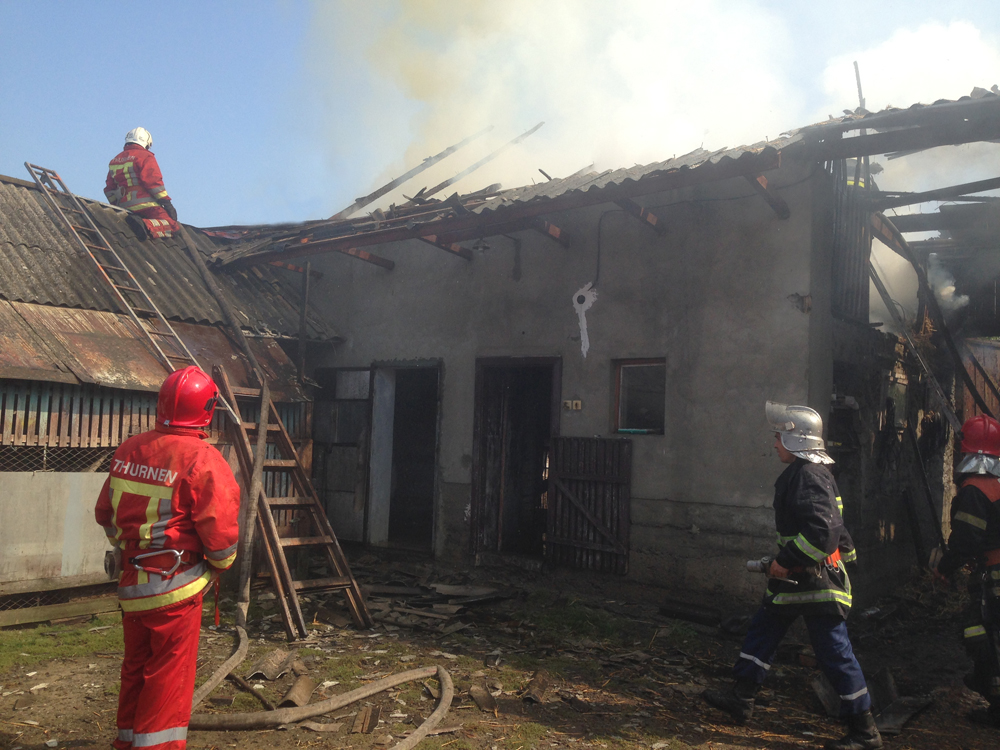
top-left (387, 368), bottom-right (438, 548)
top-left (472, 358), bottom-right (560, 561)
top-left (368, 365), bottom-right (440, 551)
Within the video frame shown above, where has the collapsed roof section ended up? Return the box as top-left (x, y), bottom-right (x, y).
top-left (209, 90), bottom-right (1000, 270)
top-left (0, 174), bottom-right (336, 341)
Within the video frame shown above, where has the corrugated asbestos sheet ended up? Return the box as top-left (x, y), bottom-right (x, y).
top-left (0, 175), bottom-right (335, 340)
top-left (0, 300), bottom-right (307, 400)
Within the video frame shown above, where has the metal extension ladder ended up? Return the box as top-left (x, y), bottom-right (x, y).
top-left (25, 163), bottom-right (200, 375)
top-left (215, 366), bottom-right (373, 639)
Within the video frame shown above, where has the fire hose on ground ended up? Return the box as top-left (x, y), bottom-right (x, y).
top-left (188, 655), bottom-right (454, 750)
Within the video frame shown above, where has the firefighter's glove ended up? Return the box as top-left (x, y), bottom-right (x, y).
top-left (104, 548), bottom-right (122, 580)
top-left (160, 199), bottom-right (178, 221)
top-left (768, 559), bottom-right (791, 580)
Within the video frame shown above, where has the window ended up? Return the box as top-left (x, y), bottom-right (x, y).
top-left (614, 360), bottom-right (666, 434)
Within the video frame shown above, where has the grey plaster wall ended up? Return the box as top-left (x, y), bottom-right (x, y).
top-left (307, 159), bottom-right (832, 605)
top-left (0, 472), bottom-right (111, 588)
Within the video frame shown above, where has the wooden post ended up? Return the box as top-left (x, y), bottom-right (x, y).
top-left (235, 376), bottom-right (270, 628)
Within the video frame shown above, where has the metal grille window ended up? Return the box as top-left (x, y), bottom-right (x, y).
top-left (614, 360), bottom-right (666, 434)
top-left (0, 445), bottom-right (114, 472)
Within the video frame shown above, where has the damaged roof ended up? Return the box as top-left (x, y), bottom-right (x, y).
top-left (210, 89), bottom-right (1000, 268)
top-left (0, 174), bottom-right (336, 340)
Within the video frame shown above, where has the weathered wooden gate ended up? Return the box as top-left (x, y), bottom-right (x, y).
top-left (546, 437), bottom-right (632, 574)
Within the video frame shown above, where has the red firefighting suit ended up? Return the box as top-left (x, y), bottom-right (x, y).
top-left (95, 424), bottom-right (240, 750)
top-left (105, 143), bottom-right (180, 238)
top-left (938, 475), bottom-right (1000, 712)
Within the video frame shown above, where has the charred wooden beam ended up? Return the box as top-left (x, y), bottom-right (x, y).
top-left (615, 197), bottom-right (666, 234)
top-left (420, 235), bottom-right (473, 260)
top-left (744, 174), bottom-right (791, 219)
top-left (531, 218), bottom-right (570, 247)
top-left (329, 126), bottom-right (493, 220)
top-left (421, 122), bottom-right (544, 200)
top-left (871, 212), bottom-right (995, 419)
top-left (229, 148), bottom-right (781, 266)
top-left (869, 175), bottom-right (1000, 211)
top-left (805, 113), bottom-right (1000, 161)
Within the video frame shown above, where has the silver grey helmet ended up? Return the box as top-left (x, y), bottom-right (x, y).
top-left (765, 400), bottom-right (834, 465)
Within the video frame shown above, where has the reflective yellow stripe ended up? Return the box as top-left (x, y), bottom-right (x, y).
top-left (955, 511), bottom-right (988, 531)
top-left (770, 588), bottom-right (853, 607)
top-left (842, 549), bottom-right (858, 563)
top-left (792, 534), bottom-right (828, 562)
top-left (207, 551), bottom-right (237, 570)
top-left (965, 625), bottom-right (987, 639)
top-left (835, 496), bottom-right (843, 515)
top-left (119, 571), bottom-right (210, 612)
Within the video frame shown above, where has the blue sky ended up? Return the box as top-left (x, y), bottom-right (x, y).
top-left (1, 1), bottom-right (998, 228)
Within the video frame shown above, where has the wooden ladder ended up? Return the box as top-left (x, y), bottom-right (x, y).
top-left (24, 162), bottom-right (200, 374)
top-left (214, 366), bottom-right (372, 639)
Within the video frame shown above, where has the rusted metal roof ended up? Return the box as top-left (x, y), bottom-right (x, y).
top-left (0, 174), bottom-right (336, 340)
top-left (0, 300), bottom-right (307, 400)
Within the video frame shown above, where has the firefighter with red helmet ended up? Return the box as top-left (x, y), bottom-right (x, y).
top-left (105, 127), bottom-right (180, 240)
top-left (95, 367), bottom-right (240, 750)
top-left (932, 414), bottom-right (1000, 727)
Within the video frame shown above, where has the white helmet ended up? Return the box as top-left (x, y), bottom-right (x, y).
top-left (124, 127), bottom-right (153, 149)
top-left (765, 400), bottom-right (834, 465)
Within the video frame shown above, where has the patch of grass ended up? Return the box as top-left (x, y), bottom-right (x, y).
top-left (232, 691), bottom-right (264, 712)
top-left (0, 613), bottom-right (123, 675)
top-left (504, 720), bottom-right (548, 748)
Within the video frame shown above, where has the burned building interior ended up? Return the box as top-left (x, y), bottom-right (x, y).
top-left (1, 87), bottom-right (1000, 747)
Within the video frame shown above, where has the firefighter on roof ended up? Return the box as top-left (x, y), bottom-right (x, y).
top-left (932, 414), bottom-right (1000, 728)
top-left (105, 127), bottom-right (180, 240)
top-left (95, 366), bottom-right (240, 750)
top-left (702, 401), bottom-right (881, 750)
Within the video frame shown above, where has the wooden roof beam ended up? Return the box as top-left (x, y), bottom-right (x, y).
top-left (869, 175), bottom-right (1000, 211)
top-left (531, 219), bottom-right (570, 247)
top-left (615, 198), bottom-right (666, 234)
top-left (419, 235), bottom-right (473, 260)
top-left (744, 174), bottom-right (791, 219)
top-left (331, 246), bottom-right (395, 270)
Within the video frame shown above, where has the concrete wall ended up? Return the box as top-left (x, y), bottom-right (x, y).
top-left (0, 472), bottom-right (111, 591)
top-left (308, 159), bottom-right (832, 606)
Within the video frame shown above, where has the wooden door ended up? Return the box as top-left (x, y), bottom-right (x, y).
top-left (546, 437), bottom-right (632, 574)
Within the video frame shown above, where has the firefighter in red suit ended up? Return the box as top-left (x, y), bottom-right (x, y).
top-left (105, 127), bottom-right (180, 240)
top-left (95, 366), bottom-right (239, 750)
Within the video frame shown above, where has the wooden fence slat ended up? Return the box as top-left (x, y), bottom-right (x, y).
top-left (13, 382), bottom-right (27, 446)
top-left (100, 392), bottom-right (111, 447)
top-left (110, 394), bottom-right (121, 446)
top-left (24, 381), bottom-right (39, 446)
top-left (69, 389), bottom-right (81, 448)
top-left (36, 383), bottom-right (51, 446)
top-left (80, 386), bottom-right (92, 448)
top-left (1, 382), bottom-right (15, 445)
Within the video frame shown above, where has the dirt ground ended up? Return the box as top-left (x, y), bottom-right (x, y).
top-left (1, 559), bottom-right (998, 750)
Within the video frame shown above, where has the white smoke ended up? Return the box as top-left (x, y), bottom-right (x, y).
top-left (927, 252), bottom-right (970, 314)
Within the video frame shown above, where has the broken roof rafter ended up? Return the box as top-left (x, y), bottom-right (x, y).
top-left (869, 175), bottom-right (1000, 212)
top-left (801, 95), bottom-right (1000, 160)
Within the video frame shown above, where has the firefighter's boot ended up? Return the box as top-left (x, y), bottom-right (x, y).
top-left (126, 213), bottom-right (148, 241)
top-left (701, 679), bottom-right (757, 724)
top-left (825, 710), bottom-right (883, 750)
top-left (968, 703), bottom-right (1000, 727)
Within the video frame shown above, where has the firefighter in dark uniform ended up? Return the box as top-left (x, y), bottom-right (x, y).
top-left (932, 414), bottom-right (1000, 727)
top-left (702, 401), bottom-right (882, 750)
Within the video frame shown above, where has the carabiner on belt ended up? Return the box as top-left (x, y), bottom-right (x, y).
top-left (130, 549), bottom-right (182, 577)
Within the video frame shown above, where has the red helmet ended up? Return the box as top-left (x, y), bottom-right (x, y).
top-left (960, 415), bottom-right (1000, 457)
top-left (157, 366), bottom-right (219, 429)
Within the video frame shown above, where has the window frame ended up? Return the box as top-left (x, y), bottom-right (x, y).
top-left (613, 358), bottom-right (667, 435)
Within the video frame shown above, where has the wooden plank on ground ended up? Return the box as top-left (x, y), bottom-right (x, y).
top-left (0, 596), bottom-right (120, 628)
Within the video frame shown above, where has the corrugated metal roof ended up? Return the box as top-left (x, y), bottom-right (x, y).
top-left (0, 175), bottom-right (336, 340)
top-left (0, 300), bottom-right (308, 400)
